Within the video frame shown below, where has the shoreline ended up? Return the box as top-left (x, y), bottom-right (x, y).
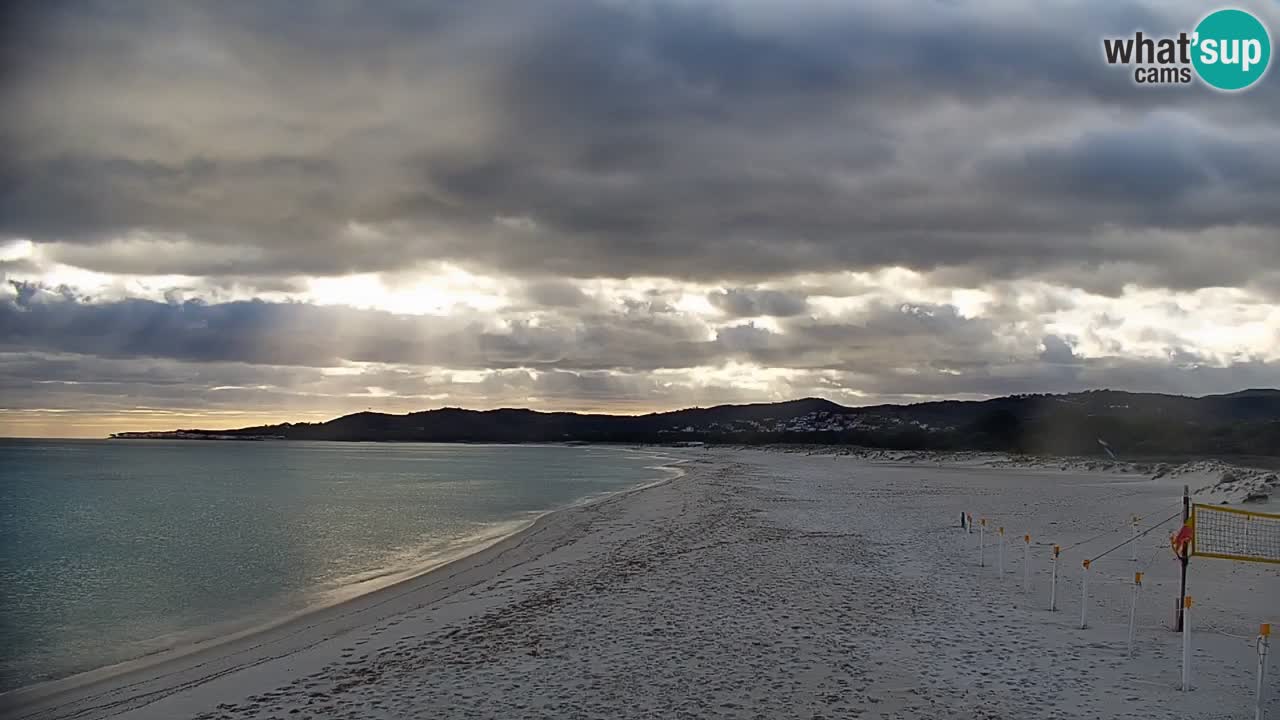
top-left (0, 454), bottom-right (687, 718)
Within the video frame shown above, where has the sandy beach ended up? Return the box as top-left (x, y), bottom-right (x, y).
top-left (4, 448), bottom-right (1277, 720)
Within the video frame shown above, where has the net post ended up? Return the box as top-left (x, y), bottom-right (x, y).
top-left (1127, 572), bottom-right (1142, 657)
top-left (1022, 534), bottom-right (1030, 593)
top-left (1177, 486), bottom-right (1190, 633)
top-left (1130, 514), bottom-right (1139, 562)
top-left (979, 518), bottom-right (986, 567)
top-left (1181, 595), bottom-right (1193, 692)
top-left (998, 527), bottom-right (1005, 576)
top-left (1049, 544), bottom-right (1060, 611)
top-left (1080, 559), bottom-right (1091, 629)
top-left (1258, 624), bottom-right (1271, 720)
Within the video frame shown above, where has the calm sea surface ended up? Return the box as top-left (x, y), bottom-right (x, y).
top-left (0, 440), bottom-right (675, 692)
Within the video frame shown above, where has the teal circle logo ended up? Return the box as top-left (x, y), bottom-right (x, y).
top-left (1192, 9), bottom-right (1271, 91)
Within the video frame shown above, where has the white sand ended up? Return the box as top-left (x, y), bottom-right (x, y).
top-left (4, 448), bottom-right (1277, 720)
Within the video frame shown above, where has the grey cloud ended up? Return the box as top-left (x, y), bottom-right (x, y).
top-left (713, 323), bottom-right (774, 353)
top-left (1, 288), bottom-right (1014, 376)
top-left (709, 289), bottom-right (808, 317)
top-left (0, 259), bottom-right (40, 276)
top-left (981, 114), bottom-right (1280, 235)
top-left (2, 1), bottom-right (1278, 290)
top-left (4, 346), bottom-right (1276, 430)
top-left (924, 228), bottom-right (1280, 298)
top-left (0, 285), bottom-right (720, 371)
top-left (0, 351), bottom-right (770, 421)
top-left (3, 0), bottom-right (1279, 428)
top-left (522, 279), bottom-right (591, 309)
top-left (727, 303), bottom-right (1018, 375)
top-left (818, 357), bottom-right (1280, 402)
top-left (6, 279), bottom-right (1279, 406)
top-left (1040, 335), bottom-right (1078, 365)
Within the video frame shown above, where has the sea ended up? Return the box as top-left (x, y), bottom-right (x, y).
top-left (0, 439), bottom-right (677, 693)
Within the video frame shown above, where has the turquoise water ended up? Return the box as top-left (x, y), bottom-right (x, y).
top-left (0, 440), bottom-right (673, 692)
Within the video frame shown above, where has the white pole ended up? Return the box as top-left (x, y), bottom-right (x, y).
top-left (1131, 515), bottom-right (1139, 562)
top-left (979, 519), bottom-right (986, 567)
top-left (1049, 545), bottom-right (1059, 611)
top-left (1182, 596), bottom-right (1193, 692)
top-left (1128, 572), bottom-right (1142, 658)
top-left (1023, 534), bottom-right (1031, 593)
top-left (998, 527), bottom-right (1005, 576)
top-left (1080, 559), bottom-right (1091, 629)
top-left (1258, 624), bottom-right (1271, 720)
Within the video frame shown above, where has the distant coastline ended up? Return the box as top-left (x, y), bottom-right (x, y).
top-left (108, 431), bottom-right (282, 441)
top-left (106, 389), bottom-right (1280, 457)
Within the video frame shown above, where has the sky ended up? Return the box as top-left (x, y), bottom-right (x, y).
top-left (2, 0), bottom-right (1279, 437)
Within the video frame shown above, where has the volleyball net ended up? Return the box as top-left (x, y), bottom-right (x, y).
top-left (1190, 504), bottom-right (1280, 565)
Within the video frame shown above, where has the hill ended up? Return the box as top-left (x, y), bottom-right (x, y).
top-left (108, 389), bottom-right (1280, 457)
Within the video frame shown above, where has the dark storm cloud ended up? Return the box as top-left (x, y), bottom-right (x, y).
top-left (2, 0), bottom-right (1278, 288)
